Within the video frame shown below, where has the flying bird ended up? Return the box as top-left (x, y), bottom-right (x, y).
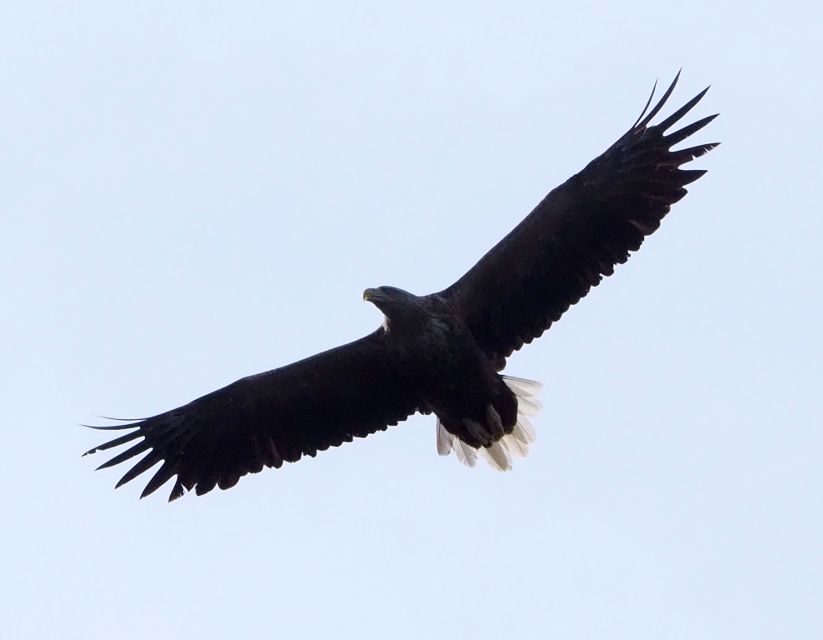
top-left (85, 73), bottom-right (718, 500)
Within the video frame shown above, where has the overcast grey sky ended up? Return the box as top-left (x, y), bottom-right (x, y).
top-left (3, 2), bottom-right (821, 638)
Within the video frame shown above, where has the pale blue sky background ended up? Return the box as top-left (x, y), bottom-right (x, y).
top-left (3, 2), bottom-right (821, 638)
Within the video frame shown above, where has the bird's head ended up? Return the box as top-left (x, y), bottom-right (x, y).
top-left (363, 286), bottom-right (426, 332)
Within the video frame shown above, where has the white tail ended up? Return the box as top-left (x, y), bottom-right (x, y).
top-left (436, 375), bottom-right (542, 471)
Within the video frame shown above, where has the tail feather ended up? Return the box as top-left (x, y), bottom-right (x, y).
top-left (435, 375), bottom-right (541, 470)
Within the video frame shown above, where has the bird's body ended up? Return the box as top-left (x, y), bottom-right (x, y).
top-left (369, 288), bottom-right (520, 451)
top-left (85, 73), bottom-right (718, 500)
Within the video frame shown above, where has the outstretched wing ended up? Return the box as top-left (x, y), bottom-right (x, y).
top-left (441, 73), bottom-right (718, 364)
top-left (84, 330), bottom-right (421, 500)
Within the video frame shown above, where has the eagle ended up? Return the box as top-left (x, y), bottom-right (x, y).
top-left (85, 73), bottom-right (717, 501)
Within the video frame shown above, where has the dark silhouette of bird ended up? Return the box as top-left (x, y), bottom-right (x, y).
top-left (85, 73), bottom-right (718, 500)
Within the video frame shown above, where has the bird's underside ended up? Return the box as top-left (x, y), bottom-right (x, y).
top-left (85, 72), bottom-right (718, 500)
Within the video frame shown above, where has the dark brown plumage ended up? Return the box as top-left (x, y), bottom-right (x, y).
top-left (85, 73), bottom-right (718, 500)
